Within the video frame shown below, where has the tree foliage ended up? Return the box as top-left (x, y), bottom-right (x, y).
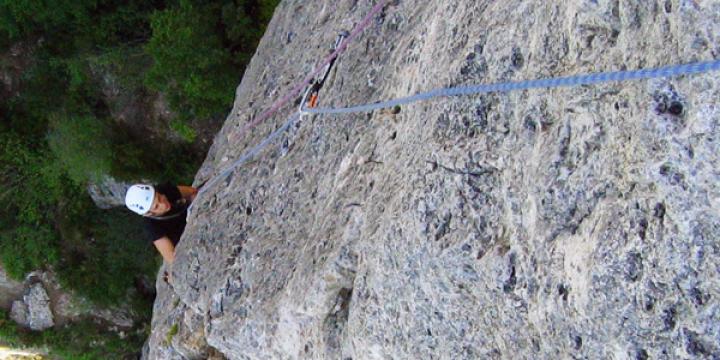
top-left (0, 0), bottom-right (97, 39)
top-left (55, 208), bottom-right (158, 306)
top-left (144, 0), bottom-right (280, 120)
top-left (0, 133), bottom-right (64, 279)
top-left (47, 114), bottom-right (114, 184)
top-left (0, 0), bottom-right (279, 354)
top-left (144, 0), bottom-right (236, 120)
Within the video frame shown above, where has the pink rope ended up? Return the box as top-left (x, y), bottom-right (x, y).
top-left (234, 0), bottom-right (389, 141)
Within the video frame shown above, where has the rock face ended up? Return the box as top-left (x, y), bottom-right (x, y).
top-left (142, 276), bottom-right (226, 360)
top-left (9, 301), bottom-right (28, 327)
top-left (31, 269), bottom-right (137, 329)
top-left (12, 283), bottom-right (54, 331)
top-left (24, 284), bottom-right (54, 331)
top-left (3, 267), bottom-right (137, 331)
top-left (0, 266), bottom-right (25, 309)
top-left (146, 1), bottom-right (720, 359)
top-left (87, 175), bottom-right (132, 209)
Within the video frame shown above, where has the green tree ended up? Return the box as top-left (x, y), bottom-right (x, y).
top-left (0, 133), bottom-right (64, 279)
top-left (220, 0), bottom-right (280, 64)
top-left (47, 114), bottom-right (114, 185)
top-left (0, 0), bottom-right (97, 39)
top-left (144, 0), bottom-right (236, 121)
top-left (0, 0), bottom-right (282, 348)
top-left (55, 208), bottom-right (158, 306)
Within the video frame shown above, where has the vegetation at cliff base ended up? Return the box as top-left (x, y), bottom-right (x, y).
top-left (0, 0), bottom-right (279, 358)
top-left (0, 309), bottom-right (143, 359)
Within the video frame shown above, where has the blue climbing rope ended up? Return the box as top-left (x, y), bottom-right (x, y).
top-left (193, 113), bottom-right (300, 204)
top-left (303, 59), bottom-right (720, 115)
top-left (193, 59), bottom-right (720, 206)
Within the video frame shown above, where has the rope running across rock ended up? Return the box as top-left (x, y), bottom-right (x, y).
top-left (192, 0), bottom-right (720, 209)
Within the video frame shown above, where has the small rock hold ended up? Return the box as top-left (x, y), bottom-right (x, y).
top-left (689, 287), bottom-right (706, 306)
top-left (659, 163), bottom-right (685, 187)
top-left (624, 251), bottom-right (643, 282)
top-left (660, 164), bottom-right (672, 176)
top-left (558, 284), bottom-right (569, 301)
top-left (637, 218), bottom-right (648, 240)
top-left (685, 329), bottom-right (711, 356)
top-left (655, 100), bottom-right (667, 114)
top-left (502, 254), bottom-right (517, 293)
top-left (523, 116), bottom-right (537, 132)
top-left (511, 48), bottom-right (524, 69)
top-left (573, 335), bottom-right (582, 350)
top-left (662, 306), bottom-right (677, 331)
top-left (653, 202), bottom-right (666, 220)
top-left (643, 294), bottom-right (655, 311)
top-left (653, 90), bottom-right (685, 120)
top-left (667, 101), bottom-right (683, 116)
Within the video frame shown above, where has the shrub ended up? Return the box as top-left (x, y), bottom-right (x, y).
top-left (0, 225), bottom-right (59, 280)
top-left (47, 114), bottom-right (114, 185)
top-left (0, 29), bottom-right (9, 50)
top-left (0, 0), bottom-right (282, 353)
top-left (105, 121), bottom-right (202, 184)
top-left (0, 309), bottom-right (144, 359)
top-left (221, 0), bottom-right (280, 58)
top-left (144, 0), bottom-right (236, 121)
top-left (165, 323), bottom-right (178, 345)
top-left (55, 208), bottom-right (158, 306)
top-left (85, 44), bottom-right (151, 92)
top-left (0, 0), bottom-right (96, 39)
top-left (170, 118), bottom-right (197, 143)
top-left (0, 133), bottom-right (64, 279)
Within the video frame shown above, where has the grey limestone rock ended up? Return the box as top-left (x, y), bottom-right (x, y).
top-left (86, 175), bottom-right (132, 209)
top-left (10, 300), bottom-right (28, 327)
top-left (146, 0), bottom-right (720, 359)
top-left (0, 265), bottom-right (25, 309)
top-left (13, 283), bottom-right (55, 331)
top-left (30, 269), bottom-right (136, 329)
top-left (4, 267), bottom-right (137, 334)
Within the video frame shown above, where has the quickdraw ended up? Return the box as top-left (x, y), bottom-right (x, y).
top-left (299, 31), bottom-right (350, 113)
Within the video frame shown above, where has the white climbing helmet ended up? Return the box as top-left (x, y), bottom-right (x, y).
top-left (125, 184), bottom-right (155, 215)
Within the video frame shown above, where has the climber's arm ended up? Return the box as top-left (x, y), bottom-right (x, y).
top-left (177, 185), bottom-right (198, 202)
top-left (153, 236), bottom-right (176, 264)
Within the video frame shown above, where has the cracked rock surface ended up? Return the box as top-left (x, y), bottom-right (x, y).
top-left (145, 1), bottom-right (720, 359)
top-left (11, 283), bottom-right (54, 331)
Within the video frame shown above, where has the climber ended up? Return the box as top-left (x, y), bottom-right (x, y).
top-left (125, 183), bottom-right (198, 283)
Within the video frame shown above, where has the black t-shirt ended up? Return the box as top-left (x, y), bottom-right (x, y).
top-left (143, 183), bottom-right (189, 246)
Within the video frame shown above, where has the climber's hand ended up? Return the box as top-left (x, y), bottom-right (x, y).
top-left (163, 270), bottom-right (173, 284)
